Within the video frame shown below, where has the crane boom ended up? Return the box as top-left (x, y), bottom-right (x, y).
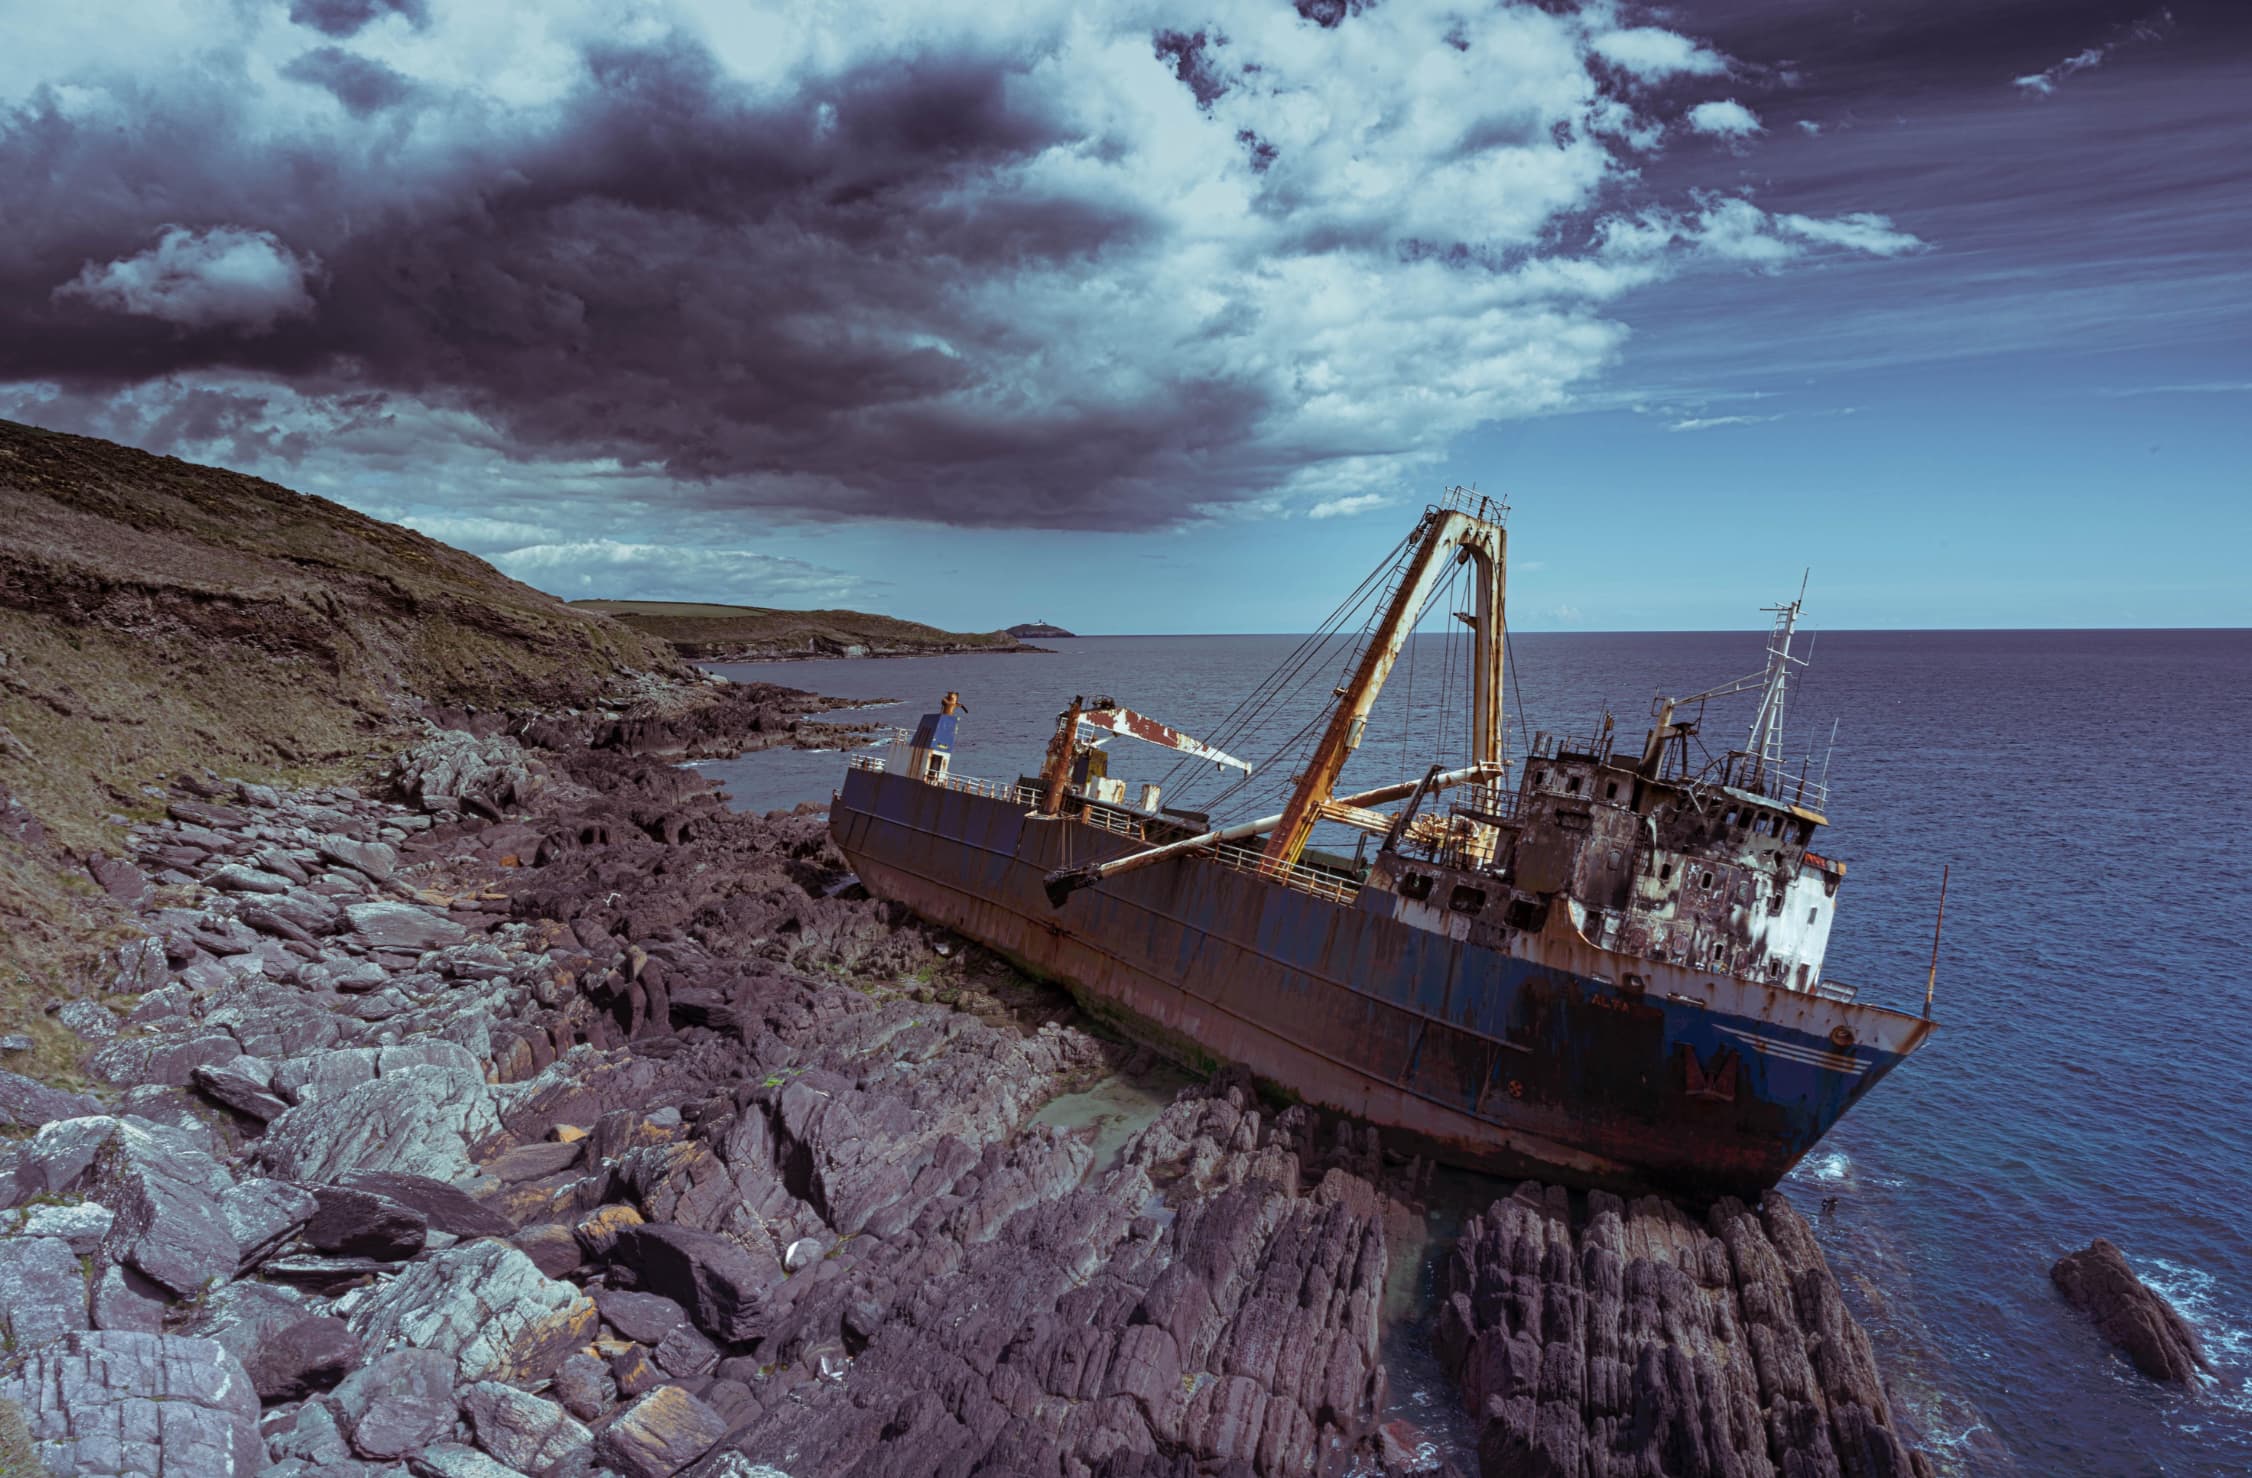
top-left (1078, 701), bottom-right (1250, 774)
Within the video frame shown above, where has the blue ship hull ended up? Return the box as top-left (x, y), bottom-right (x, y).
top-left (833, 766), bottom-right (1933, 1199)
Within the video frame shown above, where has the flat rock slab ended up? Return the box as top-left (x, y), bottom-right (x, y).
top-left (307, 1185), bottom-right (430, 1260)
top-left (597, 1385), bottom-right (729, 1478)
top-left (347, 1240), bottom-right (596, 1382)
top-left (458, 1378), bottom-right (592, 1471)
top-left (0, 1068), bottom-right (99, 1128)
top-left (332, 1346), bottom-right (458, 1461)
top-left (0, 1330), bottom-right (263, 1477)
top-left (260, 1061), bottom-right (502, 1182)
top-left (0, 1235), bottom-right (91, 1347)
top-left (341, 1169), bottom-right (518, 1238)
top-left (2052, 1237), bottom-right (2211, 1384)
top-left (348, 900), bottom-right (468, 952)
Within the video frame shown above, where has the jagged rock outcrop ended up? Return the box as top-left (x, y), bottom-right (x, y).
top-left (2051, 1238), bottom-right (2211, 1385)
top-left (0, 697), bottom-right (1929, 1478)
top-left (1436, 1181), bottom-right (1929, 1478)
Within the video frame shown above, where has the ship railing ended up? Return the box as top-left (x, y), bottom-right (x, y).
top-left (848, 754), bottom-right (886, 773)
top-left (1205, 840), bottom-right (1363, 905)
top-left (1080, 803), bottom-right (1146, 840)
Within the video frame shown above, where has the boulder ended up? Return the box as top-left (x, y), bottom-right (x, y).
top-left (512, 1222), bottom-right (581, 1278)
top-left (208, 863), bottom-right (293, 894)
top-left (348, 901), bottom-right (469, 952)
top-left (88, 854), bottom-right (155, 907)
top-left (91, 1263), bottom-right (169, 1333)
top-left (261, 1061), bottom-right (503, 1183)
top-left (245, 1314), bottom-right (364, 1401)
top-left (2052, 1238), bottom-right (2212, 1384)
top-left (0, 1068), bottom-right (99, 1129)
top-left (177, 1278), bottom-right (319, 1373)
top-left (192, 1057), bottom-right (291, 1122)
top-left (458, 1379), bottom-right (592, 1471)
top-left (3, 1199), bottom-right (113, 1254)
top-left (595, 1386), bottom-right (729, 1478)
top-left (341, 1169), bottom-right (517, 1239)
top-left (91, 1131), bottom-right (239, 1297)
top-left (608, 1223), bottom-right (780, 1344)
top-left (410, 1443), bottom-right (535, 1478)
top-left (332, 1346), bottom-right (460, 1461)
top-left (594, 1288), bottom-right (690, 1346)
top-left (307, 1185), bottom-right (431, 1260)
top-left (0, 1331), bottom-right (263, 1477)
top-left (552, 1351), bottom-right (618, 1422)
top-left (219, 1176), bottom-right (320, 1271)
top-left (346, 1241), bottom-right (597, 1382)
top-left (318, 834), bottom-right (400, 882)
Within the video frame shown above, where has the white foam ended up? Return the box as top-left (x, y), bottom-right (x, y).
top-left (2139, 1256), bottom-right (2252, 1416)
top-left (1804, 1151), bottom-right (1853, 1185)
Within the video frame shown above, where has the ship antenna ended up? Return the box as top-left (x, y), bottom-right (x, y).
top-left (1745, 570), bottom-right (1810, 793)
top-left (1816, 717), bottom-right (1840, 808)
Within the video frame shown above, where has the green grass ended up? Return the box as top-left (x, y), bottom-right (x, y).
top-left (568, 599), bottom-right (1024, 658)
top-left (0, 1396), bottom-right (47, 1478)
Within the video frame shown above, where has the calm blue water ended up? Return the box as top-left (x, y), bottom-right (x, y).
top-left (703, 630), bottom-right (2252, 1476)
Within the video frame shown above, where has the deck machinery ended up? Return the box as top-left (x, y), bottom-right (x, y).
top-left (831, 492), bottom-right (1935, 1197)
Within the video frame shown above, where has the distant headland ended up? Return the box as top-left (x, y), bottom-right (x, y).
top-left (572, 599), bottom-right (1052, 661)
top-left (1006, 620), bottom-right (1076, 638)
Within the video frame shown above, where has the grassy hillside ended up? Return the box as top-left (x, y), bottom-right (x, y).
top-left (574, 599), bottom-right (1032, 660)
top-left (0, 417), bottom-right (690, 1063)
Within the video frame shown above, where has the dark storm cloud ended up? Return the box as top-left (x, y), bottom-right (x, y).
top-left (0, 1), bottom-right (1919, 532)
top-left (280, 45), bottom-right (417, 115)
top-left (288, 0), bottom-right (429, 38)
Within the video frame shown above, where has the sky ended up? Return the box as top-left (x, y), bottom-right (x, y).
top-left (1, 0), bottom-right (2244, 634)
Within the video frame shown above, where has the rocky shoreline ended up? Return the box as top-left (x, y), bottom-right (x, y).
top-left (0, 677), bottom-right (1935, 1478)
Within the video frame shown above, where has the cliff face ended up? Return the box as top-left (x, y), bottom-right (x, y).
top-left (0, 417), bottom-right (688, 1066)
top-left (0, 418), bottom-right (686, 848)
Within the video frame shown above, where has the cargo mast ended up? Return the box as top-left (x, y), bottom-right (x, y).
top-left (1261, 493), bottom-right (1508, 873)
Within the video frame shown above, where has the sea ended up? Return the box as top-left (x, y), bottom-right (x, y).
top-left (698, 629), bottom-right (2252, 1477)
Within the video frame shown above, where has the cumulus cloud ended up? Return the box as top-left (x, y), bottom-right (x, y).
top-left (1, 0), bottom-right (1922, 535)
top-left (54, 226), bottom-right (320, 334)
top-left (488, 541), bottom-right (871, 606)
top-left (1306, 493), bottom-right (1389, 519)
top-left (1591, 27), bottom-right (1727, 81)
top-left (1686, 99), bottom-right (1763, 137)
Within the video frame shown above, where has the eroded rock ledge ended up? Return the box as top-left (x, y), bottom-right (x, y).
top-left (1436, 1183), bottom-right (1930, 1478)
top-left (0, 691), bottom-right (1926, 1478)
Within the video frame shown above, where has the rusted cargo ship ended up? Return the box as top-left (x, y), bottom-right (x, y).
top-left (830, 492), bottom-right (1935, 1197)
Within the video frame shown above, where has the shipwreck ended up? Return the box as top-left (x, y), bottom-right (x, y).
top-left (831, 490), bottom-right (1935, 1198)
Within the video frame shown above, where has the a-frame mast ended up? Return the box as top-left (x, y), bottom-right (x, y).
top-left (1261, 495), bottom-right (1508, 873)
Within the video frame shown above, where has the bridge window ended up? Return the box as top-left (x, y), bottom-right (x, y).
top-left (1398, 872), bottom-right (1434, 901)
top-left (1606, 780), bottom-right (1619, 800)
top-left (1700, 870), bottom-right (1714, 889)
top-left (1449, 885), bottom-right (1486, 914)
top-left (1566, 775), bottom-right (1582, 794)
top-left (1660, 863), bottom-right (1673, 882)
